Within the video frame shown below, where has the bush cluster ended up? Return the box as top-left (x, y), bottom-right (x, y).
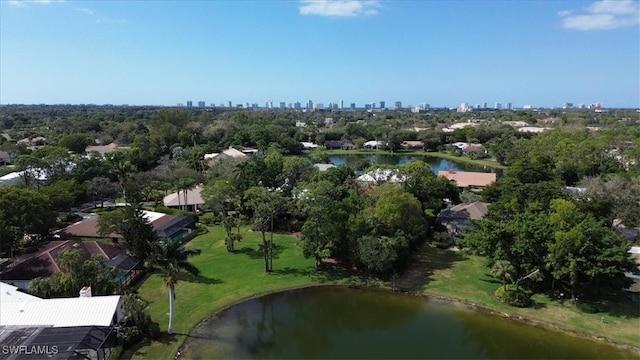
top-left (494, 285), bottom-right (532, 308)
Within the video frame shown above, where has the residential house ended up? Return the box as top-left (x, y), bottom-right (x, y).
top-left (204, 147), bottom-right (248, 165)
top-left (0, 150), bottom-right (11, 165)
top-left (0, 240), bottom-right (141, 289)
top-left (363, 140), bottom-right (385, 150)
top-left (324, 140), bottom-right (355, 150)
top-left (314, 163), bottom-right (336, 172)
top-left (0, 282), bottom-right (122, 359)
top-left (401, 141), bottom-right (424, 150)
top-left (324, 118), bottom-right (335, 127)
top-left (0, 171), bottom-right (22, 187)
top-left (356, 168), bottom-right (406, 184)
top-left (436, 201), bottom-right (489, 236)
top-left (438, 170), bottom-right (496, 189)
top-left (163, 186), bottom-right (204, 212)
top-left (17, 136), bottom-right (48, 147)
top-left (85, 142), bottom-right (123, 156)
top-left (58, 210), bottom-right (195, 242)
top-left (301, 142), bottom-right (319, 150)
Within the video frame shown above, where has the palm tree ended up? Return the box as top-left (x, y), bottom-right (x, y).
top-left (145, 238), bottom-right (201, 334)
top-left (491, 260), bottom-right (516, 289)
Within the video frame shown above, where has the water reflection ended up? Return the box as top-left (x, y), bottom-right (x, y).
top-left (326, 154), bottom-right (504, 176)
top-left (182, 287), bottom-right (635, 359)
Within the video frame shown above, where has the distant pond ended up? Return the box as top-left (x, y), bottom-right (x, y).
top-left (327, 154), bottom-right (504, 176)
top-left (180, 287), bottom-right (635, 359)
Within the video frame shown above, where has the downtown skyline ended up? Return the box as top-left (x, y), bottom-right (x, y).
top-left (1, 0), bottom-right (639, 108)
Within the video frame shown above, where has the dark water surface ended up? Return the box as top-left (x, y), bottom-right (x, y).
top-left (327, 154), bottom-right (505, 176)
top-left (181, 287), bottom-right (636, 359)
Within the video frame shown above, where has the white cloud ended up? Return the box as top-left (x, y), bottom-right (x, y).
top-left (557, 10), bottom-right (572, 17)
top-left (299, 0), bottom-right (381, 17)
top-left (560, 0), bottom-right (640, 30)
top-left (9, 0), bottom-right (64, 7)
top-left (74, 7), bottom-right (94, 16)
top-left (8, 0), bottom-right (64, 6)
top-left (587, 0), bottom-right (638, 15)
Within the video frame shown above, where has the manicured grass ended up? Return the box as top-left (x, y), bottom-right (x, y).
top-left (324, 149), bottom-right (507, 169)
top-left (127, 227), bottom-right (358, 360)
top-left (128, 230), bottom-right (638, 359)
top-left (406, 247), bottom-right (640, 347)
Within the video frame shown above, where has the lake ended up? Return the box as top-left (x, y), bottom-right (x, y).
top-left (180, 287), bottom-right (636, 359)
top-left (327, 154), bottom-right (504, 176)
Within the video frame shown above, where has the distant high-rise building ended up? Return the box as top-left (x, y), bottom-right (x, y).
top-left (395, 101), bottom-right (402, 110)
top-left (458, 102), bottom-right (470, 113)
top-left (316, 103), bottom-right (324, 110)
top-left (227, 100), bottom-right (232, 108)
top-left (365, 104), bottom-right (372, 110)
top-left (340, 100), bottom-right (344, 109)
top-left (294, 102), bottom-right (301, 109)
top-left (507, 102), bottom-right (512, 110)
top-left (350, 103), bottom-right (356, 109)
top-left (307, 100), bottom-right (313, 109)
top-left (563, 102), bottom-right (574, 109)
top-left (279, 102), bottom-right (286, 109)
top-left (483, 102), bottom-right (487, 108)
top-left (186, 101), bottom-right (193, 108)
top-left (198, 101), bottom-right (205, 108)
top-left (495, 102), bottom-right (502, 110)
top-left (380, 101), bottom-right (385, 109)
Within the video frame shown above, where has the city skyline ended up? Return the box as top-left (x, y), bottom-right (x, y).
top-left (1, 0), bottom-right (639, 108)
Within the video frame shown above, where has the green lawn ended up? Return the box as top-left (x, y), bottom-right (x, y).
top-left (128, 231), bottom-right (639, 359)
top-left (404, 247), bottom-right (640, 347)
top-left (127, 226), bottom-right (357, 360)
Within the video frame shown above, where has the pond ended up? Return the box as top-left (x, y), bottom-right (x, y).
top-left (180, 287), bottom-right (636, 359)
top-left (327, 154), bottom-right (504, 176)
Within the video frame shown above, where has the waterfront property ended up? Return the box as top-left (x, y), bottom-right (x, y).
top-left (0, 282), bottom-right (121, 360)
top-left (437, 169), bottom-right (496, 189)
top-left (163, 186), bottom-right (205, 212)
top-left (0, 240), bottom-right (141, 289)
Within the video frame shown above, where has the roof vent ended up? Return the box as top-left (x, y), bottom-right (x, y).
top-left (79, 286), bottom-right (92, 297)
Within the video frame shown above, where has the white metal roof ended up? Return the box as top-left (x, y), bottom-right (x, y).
top-left (142, 210), bottom-right (167, 223)
top-left (0, 282), bottom-right (42, 303)
top-left (0, 295), bottom-right (122, 327)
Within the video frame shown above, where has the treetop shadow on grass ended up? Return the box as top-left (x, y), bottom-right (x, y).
top-left (122, 333), bottom-right (185, 360)
top-left (182, 273), bottom-right (224, 285)
top-left (270, 264), bottom-right (362, 284)
top-left (235, 242), bottom-right (286, 260)
top-left (585, 295), bottom-right (640, 320)
top-left (395, 244), bottom-right (468, 292)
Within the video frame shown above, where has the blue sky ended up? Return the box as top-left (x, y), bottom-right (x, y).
top-left (1, 0), bottom-right (639, 108)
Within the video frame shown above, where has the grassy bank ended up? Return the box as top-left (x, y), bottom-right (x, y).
top-left (127, 227), bottom-right (359, 360)
top-left (324, 149), bottom-right (507, 169)
top-left (399, 246), bottom-right (640, 348)
top-left (128, 229), bottom-right (638, 359)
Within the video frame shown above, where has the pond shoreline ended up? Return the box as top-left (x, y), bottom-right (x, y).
top-left (174, 284), bottom-right (640, 359)
top-left (414, 290), bottom-right (640, 354)
top-left (323, 149), bottom-right (507, 169)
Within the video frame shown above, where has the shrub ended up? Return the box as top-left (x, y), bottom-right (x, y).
top-left (495, 285), bottom-right (532, 308)
top-left (117, 326), bottom-right (141, 348)
top-left (576, 301), bottom-right (600, 314)
top-left (198, 212), bottom-right (216, 225)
